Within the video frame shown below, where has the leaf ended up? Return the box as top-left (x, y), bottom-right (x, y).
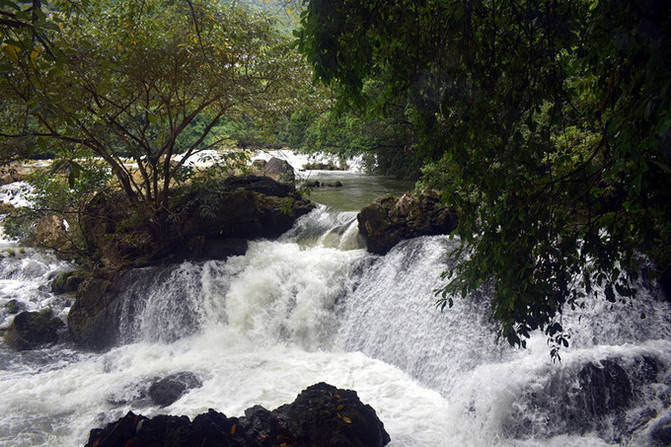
top-left (230, 423), bottom-right (236, 435)
top-left (1, 44), bottom-right (21, 62)
top-left (342, 416), bottom-right (352, 424)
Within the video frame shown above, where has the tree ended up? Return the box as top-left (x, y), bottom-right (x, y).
top-left (1, 0), bottom-right (302, 245)
top-left (297, 0), bottom-right (671, 350)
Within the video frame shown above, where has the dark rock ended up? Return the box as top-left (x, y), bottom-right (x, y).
top-left (274, 382), bottom-right (391, 447)
top-left (357, 192), bottom-right (458, 255)
top-left (186, 237), bottom-right (248, 261)
top-left (660, 267), bottom-right (671, 302)
top-left (85, 382), bottom-right (390, 447)
top-left (51, 270), bottom-right (86, 295)
top-left (263, 157), bottom-right (295, 185)
top-left (4, 299), bottom-right (24, 314)
top-left (223, 175), bottom-right (294, 197)
top-left (304, 180), bottom-right (320, 188)
top-left (148, 372), bottom-right (203, 407)
top-left (4, 309), bottom-right (64, 350)
top-left (67, 274), bottom-right (120, 350)
top-left (578, 359), bottom-right (632, 416)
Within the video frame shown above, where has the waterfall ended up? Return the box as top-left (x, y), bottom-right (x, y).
top-left (1, 204), bottom-right (670, 446)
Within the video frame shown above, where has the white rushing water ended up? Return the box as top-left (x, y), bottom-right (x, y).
top-left (1, 195), bottom-right (670, 446)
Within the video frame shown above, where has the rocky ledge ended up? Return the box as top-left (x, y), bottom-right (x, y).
top-left (357, 191), bottom-right (458, 255)
top-left (85, 382), bottom-right (390, 447)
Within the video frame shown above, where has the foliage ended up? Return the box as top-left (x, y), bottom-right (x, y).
top-left (297, 0), bottom-right (671, 349)
top-left (1, 0), bottom-right (303, 247)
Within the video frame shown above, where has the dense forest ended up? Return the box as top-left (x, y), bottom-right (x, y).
top-left (1, 0), bottom-right (670, 353)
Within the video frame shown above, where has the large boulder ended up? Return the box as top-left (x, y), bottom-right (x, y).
top-left (84, 382), bottom-right (390, 447)
top-left (67, 274), bottom-right (120, 350)
top-left (262, 157), bottom-right (295, 185)
top-left (4, 309), bottom-right (64, 350)
top-left (357, 192), bottom-right (458, 255)
top-left (81, 176), bottom-right (313, 267)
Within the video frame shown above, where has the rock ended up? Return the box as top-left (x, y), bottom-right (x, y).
top-left (4, 309), bottom-right (64, 350)
top-left (302, 160), bottom-right (348, 171)
top-left (577, 359), bottom-right (632, 417)
top-left (30, 215), bottom-right (71, 251)
top-left (304, 180), bottom-right (320, 188)
top-left (651, 415), bottom-right (671, 446)
top-left (357, 192), bottom-right (458, 255)
top-left (80, 177), bottom-right (313, 268)
top-left (223, 175), bottom-right (294, 197)
top-left (251, 158), bottom-right (267, 173)
top-left (51, 270), bottom-right (86, 295)
top-left (148, 372), bottom-right (203, 407)
top-left (85, 382), bottom-right (390, 447)
top-left (272, 382), bottom-right (391, 447)
top-left (263, 157), bottom-right (295, 185)
top-left (660, 267), bottom-right (671, 302)
top-left (67, 274), bottom-right (121, 350)
top-left (4, 299), bottom-right (24, 314)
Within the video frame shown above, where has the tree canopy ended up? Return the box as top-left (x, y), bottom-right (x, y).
top-left (1, 0), bottom-right (302, 243)
top-left (297, 0), bottom-right (671, 349)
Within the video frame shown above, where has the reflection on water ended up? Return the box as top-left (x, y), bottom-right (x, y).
top-left (299, 171), bottom-right (414, 211)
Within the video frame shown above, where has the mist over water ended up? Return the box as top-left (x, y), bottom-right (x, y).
top-left (1, 179), bottom-right (670, 446)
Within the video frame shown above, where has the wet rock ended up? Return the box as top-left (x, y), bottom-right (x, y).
top-left (262, 157), bottom-right (295, 185)
top-left (4, 299), bottom-right (24, 314)
top-left (148, 372), bottom-right (203, 407)
top-left (358, 192), bottom-right (458, 255)
top-left (272, 382), bottom-right (391, 446)
top-left (85, 382), bottom-right (390, 447)
top-left (578, 359), bottom-right (632, 416)
top-left (67, 274), bottom-right (120, 350)
top-left (81, 176), bottom-right (313, 268)
top-left (4, 309), bottom-right (64, 350)
top-left (660, 267), bottom-right (671, 302)
top-left (304, 180), bottom-right (320, 188)
top-left (50, 270), bottom-right (86, 295)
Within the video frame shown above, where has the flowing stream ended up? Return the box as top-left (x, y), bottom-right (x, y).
top-left (1, 177), bottom-right (670, 447)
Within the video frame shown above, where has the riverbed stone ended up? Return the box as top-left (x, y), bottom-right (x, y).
top-left (358, 191), bottom-right (458, 255)
top-left (4, 309), bottom-right (64, 350)
top-left (85, 382), bottom-right (390, 447)
top-left (148, 372), bottom-right (203, 407)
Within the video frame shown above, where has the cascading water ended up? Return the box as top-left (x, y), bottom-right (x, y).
top-left (1, 193), bottom-right (670, 446)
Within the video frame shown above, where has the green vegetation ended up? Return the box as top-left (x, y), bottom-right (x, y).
top-left (297, 0), bottom-right (671, 351)
top-left (1, 0), bottom-right (302, 249)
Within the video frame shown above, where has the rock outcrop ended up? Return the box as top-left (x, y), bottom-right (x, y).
top-left (357, 192), bottom-right (458, 255)
top-left (4, 309), bottom-right (64, 350)
top-left (81, 175), bottom-right (313, 268)
top-left (85, 382), bottom-right (390, 447)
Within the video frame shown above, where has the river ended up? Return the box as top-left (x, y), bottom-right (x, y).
top-left (0, 157), bottom-right (670, 446)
